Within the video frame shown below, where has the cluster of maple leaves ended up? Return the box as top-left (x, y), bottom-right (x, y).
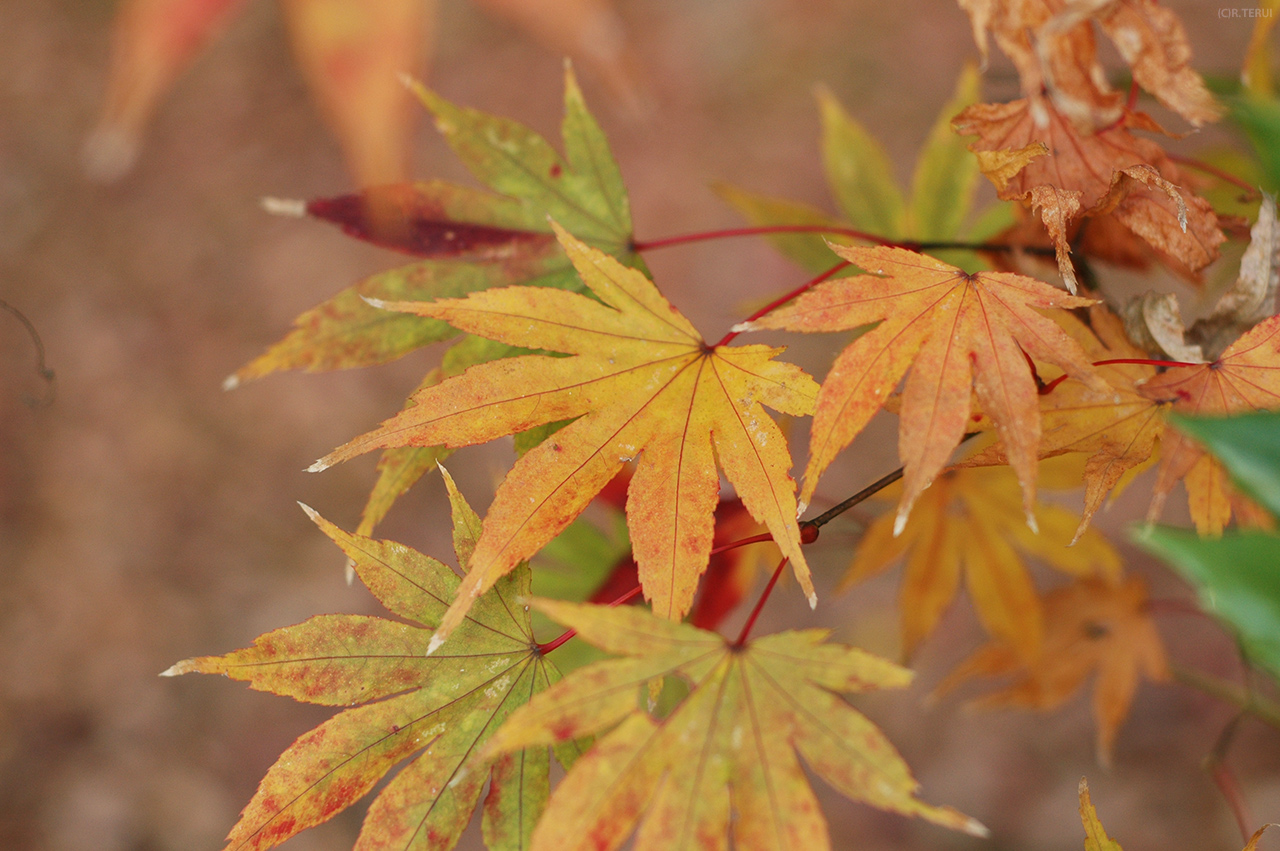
top-left (150, 1), bottom-right (1280, 849)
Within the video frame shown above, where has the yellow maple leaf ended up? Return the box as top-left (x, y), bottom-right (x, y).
top-left (313, 222), bottom-right (818, 649)
top-left (485, 599), bottom-right (986, 851)
top-left (846, 458), bottom-right (1121, 660)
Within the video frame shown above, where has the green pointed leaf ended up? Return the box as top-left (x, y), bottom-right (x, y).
top-left (1227, 93), bottom-right (1280, 193)
top-left (1136, 526), bottom-right (1280, 680)
top-left (908, 63), bottom-right (981, 241)
top-left (410, 66), bottom-right (631, 249)
top-left (713, 182), bottom-right (852, 273)
top-left (1168, 410), bottom-right (1280, 519)
top-left (165, 502), bottom-right (562, 851)
top-left (818, 86), bottom-right (906, 239)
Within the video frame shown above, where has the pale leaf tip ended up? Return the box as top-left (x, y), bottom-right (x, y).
top-left (159, 661), bottom-right (191, 677)
top-left (398, 71), bottom-right (423, 92)
top-left (893, 511), bottom-right (909, 538)
top-left (1025, 510), bottom-right (1039, 535)
top-left (962, 816), bottom-right (991, 839)
top-left (344, 559), bottom-right (356, 586)
top-left (260, 197), bottom-right (307, 218)
top-left (427, 632), bottom-right (446, 656)
top-left (307, 458), bottom-right (331, 473)
top-left (361, 295), bottom-right (392, 311)
top-left (730, 321), bottom-right (755, 333)
top-left (297, 501), bottom-right (320, 522)
top-left (221, 373), bottom-right (241, 391)
top-left (796, 500), bottom-right (809, 519)
top-left (807, 591), bottom-right (818, 609)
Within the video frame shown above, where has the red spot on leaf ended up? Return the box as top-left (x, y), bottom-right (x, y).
top-left (550, 163), bottom-right (563, 178)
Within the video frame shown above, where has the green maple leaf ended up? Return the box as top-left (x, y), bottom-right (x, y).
top-left (717, 64), bottom-right (1007, 272)
top-left (485, 600), bottom-right (986, 851)
top-left (163, 469), bottom-right (572, 851)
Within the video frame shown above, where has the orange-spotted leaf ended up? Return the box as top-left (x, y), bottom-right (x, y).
top-left (846, 459), bottom-right (1121, 660)
top-left (1140, 313), bottom-right (1280, 534)
top-left (743, 244), bottom-right (1101, 534)
top-left (161, 486), bottom-right (561, 851)
top-left (960, 305), bottom-right (1166, 540)
top-left (937, 577), bottom-right (1168, 766)
top-left (484, 599), bottom-right (986, 851)
top-left (313, 223), bottom-right (818, 649)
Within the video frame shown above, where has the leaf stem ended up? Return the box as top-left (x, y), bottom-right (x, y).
top-left (538, 584), bottom-right (642, 654)
top-left (1169, 662), bottom-right (1280, 731)
top-left (631, 224), bottom-right (1058, 257)
top-left (1167, 153), bottom-right (1262, 202)
top-left (715, 261), bottom-right (849, 346)
top-left (734, 556), bottom-right (789, 646)
top-left (709, 532), bottom-right (776, 557)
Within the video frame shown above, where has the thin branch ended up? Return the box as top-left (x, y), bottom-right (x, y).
top-left (0, 297), bottom-right (55, 407)
top-left (734, 556), bottom-right (789, 647)
top-left (632, 223), bottom-right (1057, 257)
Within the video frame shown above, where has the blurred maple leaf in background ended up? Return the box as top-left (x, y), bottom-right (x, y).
top-left (84, 0), bottom-right (644, 185)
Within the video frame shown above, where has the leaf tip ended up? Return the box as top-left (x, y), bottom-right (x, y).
top-left (893, 511), bottom-right (909, 538)
top-left (344, 558), bottom-right (356, 586)
top-left (361, 295), bottom-right (393, 311)
top-left (297, 501), bottom-right (321, 523)
top-left (427, 631), bottom-right (446, 656)
top-left (307, 458), bottom-right (331, 473)
top-left (961, 816), bottom-right (991, 838)
top-left (260, 196), bottom-right (307, 218)
top-left (808, 591), bottom-right (818, 609)
top-left (221, 373), bottom-right (241, 391)
top-left (1025, 509), bottom-right (1039, 535)
top-left (159, 660), bottom-right (192, 677)
top-left (796, 499), bottom-right (808, 519)
top-left (730, 321), bottom-right (755, 333)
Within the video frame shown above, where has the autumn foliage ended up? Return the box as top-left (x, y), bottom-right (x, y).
top-left (127, 0), bottom-right (1280, 849)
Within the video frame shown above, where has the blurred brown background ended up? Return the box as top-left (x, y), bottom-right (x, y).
top-left (1, 1), bottom-right (1276, 849)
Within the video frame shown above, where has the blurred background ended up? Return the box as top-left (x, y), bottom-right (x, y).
top-left (1, 1), bottom-right (1277, 848)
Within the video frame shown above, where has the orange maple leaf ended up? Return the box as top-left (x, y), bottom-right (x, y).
top-left (937, 576), bottom-right (1169, 766)
top-left (1140, 313), bottom-right (1280, 534)
top-left (485, 599), bottom-right (986, 850)
top-left (958, 0), bottom-right (1220, 128)
top-left (741, 244), bottom-right (1101, 534)
top-left (954, 98), bottom-right (1224, 291)
top-left (846, 458), bottom-right (1122, 660)
top-left (961, 305), bottom-right (1166, 539)
top-left (313, 222), bottom-right (819, 648)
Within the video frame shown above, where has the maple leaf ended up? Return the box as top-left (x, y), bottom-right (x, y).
top-left (312, 223), bottom-right (819, 648)
top-left (846, 458), bottom-right (1122, 660)
top-left (1140, 313), bottom-right (1280, 535)
top-left (484, 599), bottom-right (986, 851)
top-left (741, 243), bottom-right (1101, 534)
top-left (85, 0), bottom-right (641, 184)
top-left (716, 65), bottom-right (991, 273)
top-left (960, 305), bottom-right (1166, 540)
top-left (936, 577), bottom-right (1169, 766)
top-left (162, 469), bottom-right (570, 851)
top-left (1078, 777), bottom-right (1275, 851)
top-left (229, 68), bottom-right (634, 386)
top-left (957, 0), bottom-right (1220, 128)
top-left (954, 98), bottom-right (1224, 292)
